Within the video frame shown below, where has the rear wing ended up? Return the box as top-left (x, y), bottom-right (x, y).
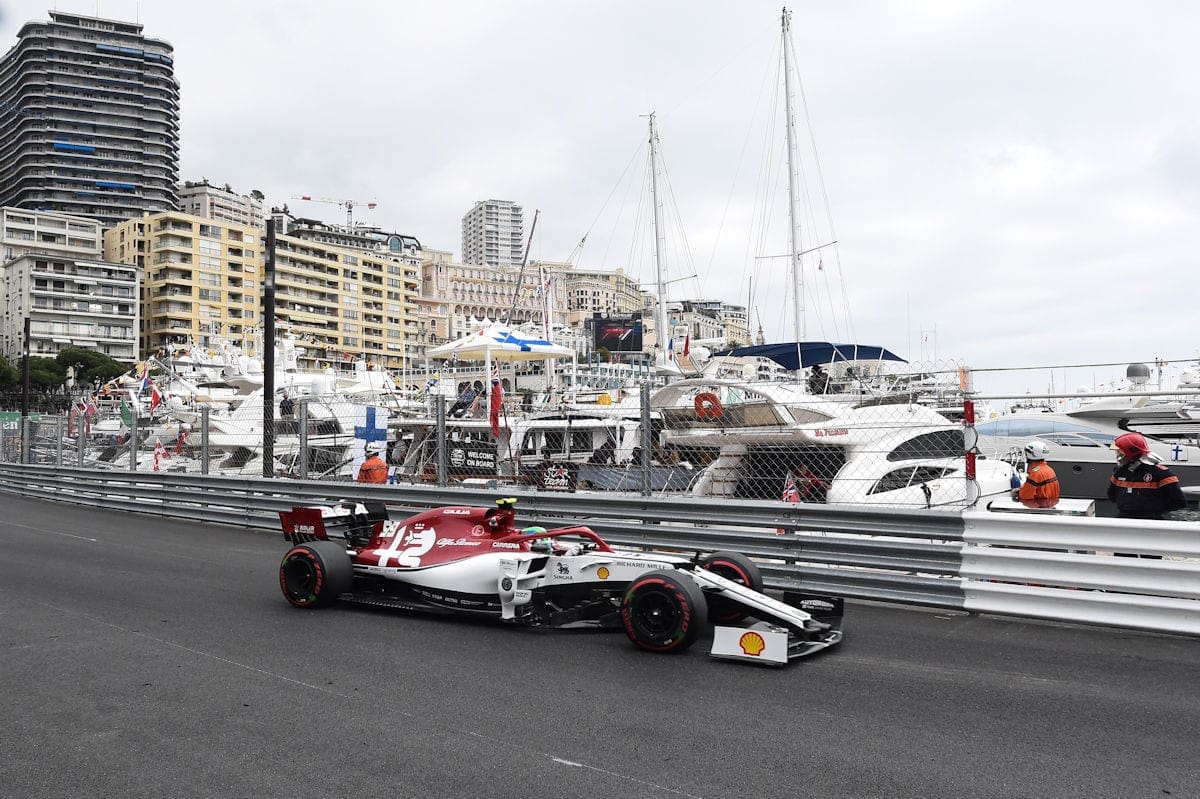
top-left (279, 501), bottom-right (389, 544)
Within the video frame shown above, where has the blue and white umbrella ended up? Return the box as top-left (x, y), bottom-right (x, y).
top-left (427, 324), bottom-right (575, 363)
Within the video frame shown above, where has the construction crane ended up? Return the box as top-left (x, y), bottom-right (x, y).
top-left (290, 195), bottom-right (378, 227)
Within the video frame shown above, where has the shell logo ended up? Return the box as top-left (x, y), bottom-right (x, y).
top-left (738, 631), bottom-right (766, 656)
top-left (597, 566), bottom-right (610, 580)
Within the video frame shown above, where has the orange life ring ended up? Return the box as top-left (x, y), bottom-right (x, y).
top-left (694, 392), bottom-right (723, 420)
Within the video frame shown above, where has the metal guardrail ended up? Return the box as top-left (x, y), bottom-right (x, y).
top-left (962, 511), bottom-right (1200, 636)
top-left (2, 464), bottom-right (1198, 635)
top-left (0, 463), bottom-right (968, 608)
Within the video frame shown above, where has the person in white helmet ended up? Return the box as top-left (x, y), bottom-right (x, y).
top-left (1012, 440), bottom-right (1060, 509)
top-left (357, 440), bottom-right (389, 484)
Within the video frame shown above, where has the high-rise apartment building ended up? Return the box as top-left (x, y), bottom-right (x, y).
top-left (179, 180), bottom-right (264, 229)
top-left (461, 199), bottom-right (524, 267)
top-left (0, 11), bottom-right (180, 227)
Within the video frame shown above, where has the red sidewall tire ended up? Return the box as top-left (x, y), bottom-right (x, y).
top-left (698, 551), bottom-right (763, 624)
top-left (621, 570), bottom-right (708, 653)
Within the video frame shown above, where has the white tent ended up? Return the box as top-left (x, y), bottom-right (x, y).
top-left (427, 323), bottom-right (576, 411)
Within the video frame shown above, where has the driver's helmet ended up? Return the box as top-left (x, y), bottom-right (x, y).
top-left (1111, 432), bottom-right (1150, 462)
top-left (364, 441), bottom-right (386, 455)
top-left (1022, 441), bottom-right (1051, 461)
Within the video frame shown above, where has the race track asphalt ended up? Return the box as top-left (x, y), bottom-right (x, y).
top-left (1, 493), bottom-right (1197, 799)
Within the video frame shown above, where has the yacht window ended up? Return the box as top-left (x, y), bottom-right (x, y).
top-left (1079, 432), bottom-right (1116, 445)
top-left (871, 467), bottom-right (915, 494)
top-left (1040, 433), bottom-right (1104, 448)
top-left (911, 465), bottom-right (949, 483)
top-left (887, 430), bottom-right (964, 461)
top-left (571, 431), bottom-right (592, 452)
top-left (520, 432), bottom-right (539, 455)
top-left (544, 431), bottom-right (565, 454)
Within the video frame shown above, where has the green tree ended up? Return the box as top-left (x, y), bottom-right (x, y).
top-left (28, 356), bottom-right (66, 390)
top-left (0, 355), bottom-right (18, 390)
top-left (55, 347), bottom-right (131, 389)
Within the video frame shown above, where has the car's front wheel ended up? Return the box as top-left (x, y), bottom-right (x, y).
top-left (620, 570), bottom-right (708, 653)
top-left (279, 541), bottom-right (353, 608)
top-left (698, 551), bottom-right (763, 624)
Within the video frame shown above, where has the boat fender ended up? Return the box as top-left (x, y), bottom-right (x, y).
top-left (694, 392), bottom-right (723, 420)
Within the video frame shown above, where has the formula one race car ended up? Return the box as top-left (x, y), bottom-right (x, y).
top-left (278, 498), bottom-right (843, 664)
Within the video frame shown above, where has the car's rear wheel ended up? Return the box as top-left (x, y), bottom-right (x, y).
top-left (698, 551), bottom-right (763, 624)
top-left (280, 541), bottom-right (353, 608)
top-left (621, 570), bottom-right (708, 653)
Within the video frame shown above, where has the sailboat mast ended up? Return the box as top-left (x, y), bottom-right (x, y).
top-left (781, 7), bottom-right (804, 341)
top-left (648, 112), bottom-right (670, 358)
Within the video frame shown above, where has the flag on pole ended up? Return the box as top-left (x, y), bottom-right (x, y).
top-left (153, 438), bottom-right (168, 472)
top-left (682, 334), bottom-right (690, 358)
top-left (666, 337), bottom-right (675, 363)
top-left (781, 472), bottom-right (800, 503)
top-left (119, 398), bottom-right (132, 428)
top-left (149, 381), bottom-right (163, 413)
top-left (489, 369), bottom-right (503, 439)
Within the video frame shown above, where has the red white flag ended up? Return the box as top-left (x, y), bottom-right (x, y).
top-left (682, 334), bottom-right (691, 357)
top-left (489, 376), bottom-right (503, 439)
top-left (153, 438), bottom-right (169, 471)
top-left (149, 382), bottom-right (163, 413)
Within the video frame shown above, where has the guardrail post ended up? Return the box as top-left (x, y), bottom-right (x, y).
top-left (77, 417), bottom-right (85, 467)
top-left (298, 399), bottom-right (309, 481)
top-left (129, 411), bottom-right (138, 471)
top-left (56, 414), bottom-right (63, 467)
top-left (436, 394), bottom-right (448, 487)
top-left (201, 406), bottom-right (210, 475)
top-left (640, 383), bottom-right (652, 496)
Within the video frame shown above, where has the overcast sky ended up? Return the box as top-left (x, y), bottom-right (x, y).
top-left (4, 0), bottom-right (1199, 395)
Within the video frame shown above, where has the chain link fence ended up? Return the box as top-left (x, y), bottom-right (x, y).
top-left (0, 357), bottom-right (1013, 511)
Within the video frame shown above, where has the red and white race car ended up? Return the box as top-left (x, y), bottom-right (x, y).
top-left (278, 498), bottom-right (843, 664)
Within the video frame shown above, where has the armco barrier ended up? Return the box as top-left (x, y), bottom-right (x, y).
top-left (3, 464), bottom-right (1199, 635)
top-left (962, 510), bottom-right (1200, 636)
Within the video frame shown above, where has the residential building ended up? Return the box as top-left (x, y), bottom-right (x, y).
top-left (2, 251), bottom-right (140, 363)
top-left (558, 263), bottom-right (648, 328)
top-left (104, 212), bottom-right (259, 356)
top-left (461, 199), bottom-right (524, 267)
top-left (421, 249), bottom-right (567, 342)
top-left (0, 11), bottom-right (180, 226)
top-left (2, 207), bottom-right (103, 263)
top-left (666, 300), bottom-right (751, 348)
top-left (178, 180), bottom-right (265, 229)
top-left (270, 212), bottom-right (422, 371)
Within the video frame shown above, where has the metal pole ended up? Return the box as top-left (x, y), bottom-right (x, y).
top-left (781, 7), bottom-right (805, 341)
top-left (55, 414), bottom-right (63, 467)
top-left (20, 416), bottom-right (31, 465)
top-left (77, 416), bottom-right (85, 467)
top-left (20, 317), bottom-right (31, 419)
top-left (201, 406), bottom-right (210, 475)
top-left (129, 410), bottom-right (138, 471)
top-left (298, 399), bottom-right (309, 480)
top-left (436, 394), bottom-right (448, 487)
top-left (640, 384), bottom-right (652, 495)
top-left (262, 218), bottom-right (277, 478)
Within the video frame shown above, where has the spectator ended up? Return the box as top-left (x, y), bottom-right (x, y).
top-left (279, 391), bottom-right (295, 419)
top-left (807, 363), bottom-right (828, 394)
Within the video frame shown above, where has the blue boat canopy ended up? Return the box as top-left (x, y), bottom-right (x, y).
top-left (715, 341), bottom-right (906, 371)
